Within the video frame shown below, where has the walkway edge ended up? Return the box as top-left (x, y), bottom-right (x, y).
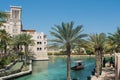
top-left (0, 60), bottom-right (32, 80)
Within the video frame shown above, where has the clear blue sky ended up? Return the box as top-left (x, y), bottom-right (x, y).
top-left (0, 0), bottom-right (120, 39)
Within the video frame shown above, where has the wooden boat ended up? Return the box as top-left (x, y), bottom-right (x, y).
top-left (71, 60), bottom-right (84, 70)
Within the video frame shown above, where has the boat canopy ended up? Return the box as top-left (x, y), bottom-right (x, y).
top-left (73, 60), bottom-right (83, 63)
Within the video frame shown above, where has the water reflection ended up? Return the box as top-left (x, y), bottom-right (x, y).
top-left (32, 61), bottom-right (48, 74)
top-left (71, 70), bottom-right (81, 80)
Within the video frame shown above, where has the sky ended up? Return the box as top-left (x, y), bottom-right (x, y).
top-left (0, 0), bottom-right (120, 39)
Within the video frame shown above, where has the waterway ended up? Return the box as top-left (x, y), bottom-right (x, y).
top-left (16, 55), bottom-right (95, 80)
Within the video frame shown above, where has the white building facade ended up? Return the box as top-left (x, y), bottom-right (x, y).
top-left (0, 6), bottom-right (48, 60)
top-left (0, 6), bottom-right (22, 36)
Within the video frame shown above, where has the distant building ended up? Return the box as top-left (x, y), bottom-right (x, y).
top-left (0, 6), bottom-right (48, 60)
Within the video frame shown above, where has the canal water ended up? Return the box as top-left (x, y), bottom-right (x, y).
top-left (16, 55), bottom-right (95, 80)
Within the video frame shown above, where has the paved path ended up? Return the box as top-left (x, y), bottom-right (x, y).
top-left (0, 60), bottom-right (32, 80)
top-left (91, 67), bottom-right (115, 80)
top-left (102, 67), bottom-right (115, 80)
top-left (0, 61), bottom-right (23, 78)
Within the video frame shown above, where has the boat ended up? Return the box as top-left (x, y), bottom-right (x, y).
top-left (71, 60), bottom-right (84, 70)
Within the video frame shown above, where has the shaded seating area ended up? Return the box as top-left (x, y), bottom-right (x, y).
top-left (0, 61), bottom-right (23, 77)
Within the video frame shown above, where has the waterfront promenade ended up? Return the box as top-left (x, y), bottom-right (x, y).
top-left (91, 67), bottom-right (115, 80)
top-left (0, 60), bottom-right (32, 80)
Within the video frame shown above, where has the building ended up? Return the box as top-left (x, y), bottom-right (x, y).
top-left (0, 6), bottom-right (48, 60)
top-left (0, 6), bottom-right (22, 37)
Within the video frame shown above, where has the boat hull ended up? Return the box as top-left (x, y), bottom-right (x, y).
top-left (71, 65), bottom-right (84, 71)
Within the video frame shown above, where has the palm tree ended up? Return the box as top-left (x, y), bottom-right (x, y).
top-left (12, 34), bottom-right (23, 60)
top-left (13, 34), bottom-right (21, 52)
top-left (0, 12), bottom-right (7, 26)
top-left (13, 33), bottom-right (34, 64)
top-left (88, 33), bottom-right (106, 77)
top-left (104, 39), bottom-right (115, 54)
top-left (108, 27), bottom-right (120, 52)
top-left (47, 43), bottom-right (60, 55)
top-left (0, 12), bottom-right (9, 56)
top-left (0, 29), bottom-right (11, 57)
top-left (73, 39), bottom-right (88, 54)
top-left (50, 21), bottom-right (87, 80)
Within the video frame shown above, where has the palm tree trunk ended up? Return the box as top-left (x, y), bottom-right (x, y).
top-left (3, 41), bottom-right (7, 58)
top-left (95, 46), bottom-right (104, 77)
top-left (95, 48), bottom-right (101, 77)
top-left (67, 53), bottom-right (71, 80)
top-left (24, 44), bottom-right (29, 65)
top-left (95, 51), bottom-right (99, 77)
top-left (4, 44), bottom-right (7, 57)
top-left (100, 50), bottom-right (103, 74)
top-left (66, 43), bottom-right (71, 80)
top-left (98, 50), bottom-right (101, 75)
top-left (96, 50), bottom-right (103, 76)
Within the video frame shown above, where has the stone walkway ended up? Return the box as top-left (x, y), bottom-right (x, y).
top-left (102, 67), bottom-right (115, 80)
top-left (91, 67), bottom-right (115, 80)
top-left (0, 60), bottom-right (32, 80)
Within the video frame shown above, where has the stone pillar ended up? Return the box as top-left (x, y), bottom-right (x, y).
top-left (115, 53), bottom-right (120, 80)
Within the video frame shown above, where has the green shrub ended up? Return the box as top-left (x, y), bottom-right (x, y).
top-left (48, 52), bottom-right (66, 55)
top-left (86, 50), bottom-right (94, 55)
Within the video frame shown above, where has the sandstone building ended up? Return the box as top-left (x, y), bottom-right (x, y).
top-left (0, 6), bottom-right (48, 60)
